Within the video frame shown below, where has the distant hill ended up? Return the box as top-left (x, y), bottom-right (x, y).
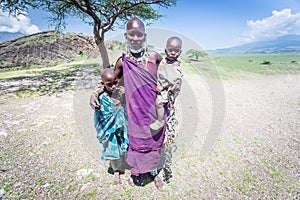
top-left (0, 32), bottom-right (25, 42)
top-left (207, 35), bottom-right (300, 54)
top-left (0, 31), bottom-right (99, 69)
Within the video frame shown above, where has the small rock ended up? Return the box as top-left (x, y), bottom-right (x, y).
top-left (0, 131), bottom-right (8, 137)
top-left (14, 182), bottom-right (22, 188)
top-left (80, 182), bottom-right (91, 191)
top-left (76, 168), bottom-right (94, 180)
top-left (0, 188), bottom-right (5, 198)
top-left (11, 120), bottom-right (21, 125)
top-left (42, 183), bottom-right (50, 188)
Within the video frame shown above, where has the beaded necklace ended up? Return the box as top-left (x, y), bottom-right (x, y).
top-left (165, 57), bottom-right (178, 64)
top-left (128, 50), bottom-right (149, 70)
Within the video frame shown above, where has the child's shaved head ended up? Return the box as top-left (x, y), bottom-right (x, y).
top-left (101, 68), bottom-right (116, 82)
top-left (166, 36), bottom-right (182, 49)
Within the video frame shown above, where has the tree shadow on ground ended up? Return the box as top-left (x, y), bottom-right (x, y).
top-left (0, 65), bottom-right (99, 96)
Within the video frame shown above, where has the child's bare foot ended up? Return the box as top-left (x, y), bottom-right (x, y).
top-left (113, 171), bottom-right (121, 184)
top-left (154, 176), bottom-right (163, 190)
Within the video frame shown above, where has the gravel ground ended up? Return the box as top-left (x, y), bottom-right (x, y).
top-left (0, 71), bottom-right (299, 199)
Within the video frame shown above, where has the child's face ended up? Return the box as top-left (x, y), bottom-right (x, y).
top-left (165, 39), bottom-right (182, 61)
top-left (102, 75), bottom-right (118, 92)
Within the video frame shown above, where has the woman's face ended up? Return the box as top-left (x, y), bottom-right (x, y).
top-left (125, 21), bottom-right (146, 51)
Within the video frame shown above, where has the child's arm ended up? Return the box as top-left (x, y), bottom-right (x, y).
top-left (169, 62), bottom-right (183, 95)
top-left (90, 84), bottom-right (105, 110)
top-left (156, 81), bottom-right (172, 93)
top-left (168, 78), bottom-right (182, 97)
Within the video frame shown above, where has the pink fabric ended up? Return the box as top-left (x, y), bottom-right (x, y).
top-left (122, 54), bottom-right (166, 175)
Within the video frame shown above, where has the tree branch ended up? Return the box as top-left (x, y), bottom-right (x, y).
top-left (69, 0), bottom-right (88, 13)
top-left (117, 0), bottom-right (165, 16)
top-left (100, 0), bottom-right (170, 35)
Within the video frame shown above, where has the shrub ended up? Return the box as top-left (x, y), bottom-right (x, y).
top-left (53, 60), bottom-right (59, 66)
top-left (260, 60), bottom-right (271, 65)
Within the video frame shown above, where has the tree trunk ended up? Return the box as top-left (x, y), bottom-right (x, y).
top-left (93, 21), bottom-right (110, 69)
top-left (98, 42), bottom-right (110, 68)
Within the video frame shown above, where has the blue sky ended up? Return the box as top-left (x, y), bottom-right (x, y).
top-left (1, 0), bottom-right (300, 50)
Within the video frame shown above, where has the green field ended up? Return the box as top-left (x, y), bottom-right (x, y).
top-left (182, 54), bottom-right (300, 79)
top-left (1, 53), bottom-right (299, 81)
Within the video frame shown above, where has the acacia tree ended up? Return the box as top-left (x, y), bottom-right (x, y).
top-left (1, 0), bottom-right (176, 68)
top-left (186, 49), bottom-right (208, 61)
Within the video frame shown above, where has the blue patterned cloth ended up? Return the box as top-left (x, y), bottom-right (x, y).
top-left (94, 92), bottom-right (128, 161)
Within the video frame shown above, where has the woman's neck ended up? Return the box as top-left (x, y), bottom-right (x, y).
top-left (129, 49), bottom-right (145, 60)
top-left (130, 47), bottom-right (144, 54)
top-left (131, 51), bottom-right (143, 58)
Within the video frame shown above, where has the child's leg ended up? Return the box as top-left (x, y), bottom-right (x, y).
top-left (110, 160), bottom-right (121, 184)
top-left (110, 160), bottom-right (118, 171)
top-left (156, 97), bottom-right (165, 121)
top-left (150, 96), bottom-right (165, 130)
top-left (119, 154), bottom-right (128, 169)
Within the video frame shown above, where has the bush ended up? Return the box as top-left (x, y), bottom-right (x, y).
top-left (53, 60), bottom-right (59, 66)
top-left (260, 60), bottom-right (271, 65)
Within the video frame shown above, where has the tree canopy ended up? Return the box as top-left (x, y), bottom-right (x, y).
top-left (186, 49), bottom-right (208, 61)
top-left (1, 0), bottom-right (177, 68)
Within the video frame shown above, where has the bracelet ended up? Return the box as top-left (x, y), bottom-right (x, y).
top-left (92, 91), bottom-right (99, 98)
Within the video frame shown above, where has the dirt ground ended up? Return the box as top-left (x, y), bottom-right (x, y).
top-left (0, 71), bottom-right (299, 199)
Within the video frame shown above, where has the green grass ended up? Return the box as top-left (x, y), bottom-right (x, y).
top-left (210, 54), bottom-right (300, 75)
top-left (0, 54), bottom-right (101, 80)
top-left (2, 53), bottom-right (300, 97)
top-left (181, 54), bottom-right (300, 79)
top-left (0, 65), bottom-right (43, 73)
top-left (237, 183), bottom-right (250, 197)
top-left (19, 37), bottom-right (57, 46)
top-left (82, 190), bottom-right (97, 200)
top-left (83, 172), bottom-right (96, 184)
top-left (3, 53), bottom-right (299, 81)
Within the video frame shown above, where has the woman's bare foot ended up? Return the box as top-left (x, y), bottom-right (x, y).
top-left (154, 176), bottom-right (163, 190)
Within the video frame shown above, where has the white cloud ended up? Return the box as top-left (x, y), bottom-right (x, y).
top-left (241, 9), bottom-right (300, 43)
top-left (0, 10), bottom-right (40, 34)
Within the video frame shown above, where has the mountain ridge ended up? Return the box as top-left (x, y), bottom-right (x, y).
top-left (207, 35), bottom-right (300, 54)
